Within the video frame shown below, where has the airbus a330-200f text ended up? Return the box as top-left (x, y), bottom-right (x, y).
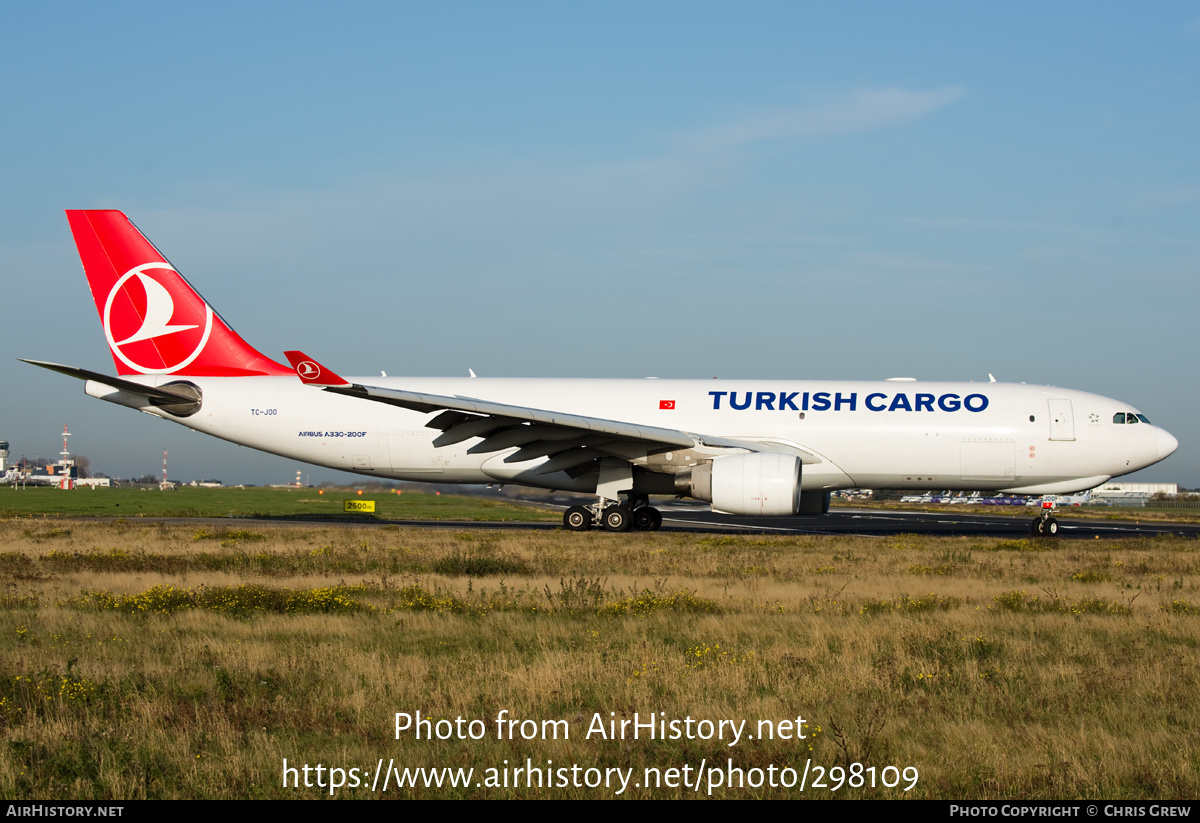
top-left (25, 211), bottom-right (1178, 536)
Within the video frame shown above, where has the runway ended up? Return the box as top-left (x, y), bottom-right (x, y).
top-left (649, 504), bottom-right (1200, 539)
top-left (163, 503), bottom-right (1200, 540)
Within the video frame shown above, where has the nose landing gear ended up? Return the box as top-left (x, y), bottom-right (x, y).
top-left (1031, 501), bottom-right (1059, 537)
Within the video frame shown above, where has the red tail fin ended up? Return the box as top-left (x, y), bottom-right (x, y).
top-left (66, 210), bottom-right (291, 377)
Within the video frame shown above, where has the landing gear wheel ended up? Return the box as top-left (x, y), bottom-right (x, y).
top-left (1044, 517), bottom-right (1059, 536)
top-left (564, 506), bottom-right (593, 531)
top-left (601, 505), bottom-right (633, 532)
top-left (633, 507), bottom-right (663, 531)
top-left (1031, 517), bottom-right (1045, 537)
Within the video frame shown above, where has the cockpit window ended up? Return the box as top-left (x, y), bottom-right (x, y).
top-left (1127, 414), bottom-right (1140, 424)
top-left (1113, 413), bottom-right (1126, 424)
top-left (1137, 414), bottom-right (1151, 424)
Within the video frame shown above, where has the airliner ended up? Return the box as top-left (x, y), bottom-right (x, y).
top-left (24, 210), bottom-right (1178, 536)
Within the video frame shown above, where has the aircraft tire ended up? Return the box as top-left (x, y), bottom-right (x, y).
top-left (1031, 517), bottom-right (1045, 537)
top-left (1044, 517), bottom-right (1059, 536)
top-left (633, 507), bottom-right (663, 531)
top-left (564, 506), bottom-right (592, 531)
top-left (602, 505), bottom-right (633, 532)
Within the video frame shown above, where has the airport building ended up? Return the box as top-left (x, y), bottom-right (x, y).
top-left (1091, 482), bottom-right (1179, 500)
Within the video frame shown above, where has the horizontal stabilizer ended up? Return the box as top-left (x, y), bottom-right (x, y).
top-left (20, 359), bottom-right (201, 405)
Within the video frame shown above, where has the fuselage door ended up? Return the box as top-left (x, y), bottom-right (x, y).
top-left (389, 433), bottom-right (444, 473)
top-left (1048, 398), bottom-right (1075, 441)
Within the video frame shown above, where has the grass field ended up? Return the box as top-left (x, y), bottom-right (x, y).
top-left (1, 519), bottom-right (1198, 799)
top-left (0, 485), bottom-right (560, 522)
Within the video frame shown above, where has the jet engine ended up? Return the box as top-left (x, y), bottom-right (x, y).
top-left (674, 452), bottom-right (802, 515)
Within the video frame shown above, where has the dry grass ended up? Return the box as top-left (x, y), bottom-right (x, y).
top-left (2, 519), bottom-right (1198, 798)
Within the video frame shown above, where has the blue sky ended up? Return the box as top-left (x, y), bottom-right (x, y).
top-left (2, 2), bottom-right (1198, 487)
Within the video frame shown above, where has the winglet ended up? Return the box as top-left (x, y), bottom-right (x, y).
top-left (283, 351), bottom-right (351, 387)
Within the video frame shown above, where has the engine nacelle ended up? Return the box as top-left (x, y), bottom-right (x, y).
top-left (675, 453), bottom-right (802, 516)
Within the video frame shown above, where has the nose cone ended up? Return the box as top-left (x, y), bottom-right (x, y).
top-left (1158, 429), bottom-right (1179, 462)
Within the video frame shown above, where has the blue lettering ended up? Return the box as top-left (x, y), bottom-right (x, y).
top-left (707, 388), bottom-right (985, 413)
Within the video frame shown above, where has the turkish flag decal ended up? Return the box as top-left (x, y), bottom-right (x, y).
top-left (659, 400), bottom-right (676, 410)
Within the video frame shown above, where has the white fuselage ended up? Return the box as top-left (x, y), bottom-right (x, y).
top-left (95, 375), bottom-right (1177, 496)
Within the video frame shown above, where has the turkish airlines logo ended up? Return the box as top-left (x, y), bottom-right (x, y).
top-left (103, 263), bottom-right (214, 374)
top-left (296, 361), bottom-right (322, 380)
top-left (659, 400), bottom-right (675, 410)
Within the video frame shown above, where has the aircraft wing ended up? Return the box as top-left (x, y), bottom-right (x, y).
top-left (283, 351), bottom-right (818, 474)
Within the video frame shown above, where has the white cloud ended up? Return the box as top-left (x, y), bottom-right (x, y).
top-left (1131, 184), bottom-right (1200, 211)
top-left (133, 86), bottom-right (966, 260)
top-left (676, 86), bottom-right (966, 154)
top-left (844, 250), bottom-right (999, 276)
top-left (95, 84), bottom-right (971, 345)
top-left (892, 215), bottom-right (1107, 238)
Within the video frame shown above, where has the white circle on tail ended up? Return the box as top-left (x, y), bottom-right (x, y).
top-left (296, 361), bottom-right (321, 379)
top-left (103, 263), bottom-right (214, 374)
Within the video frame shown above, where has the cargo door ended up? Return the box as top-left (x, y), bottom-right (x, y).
top-left (389, 433), bottom-right (444, 473)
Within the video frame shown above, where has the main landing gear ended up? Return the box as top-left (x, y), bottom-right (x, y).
top-left (563, 494), bottom-right (663, 532)
top-left (1031, 502), bottom-right (1059, 537)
